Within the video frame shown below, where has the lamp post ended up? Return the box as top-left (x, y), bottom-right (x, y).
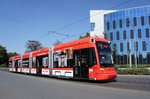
top-left (128, 18), bottom-right (138, 68)
top-left (134, 41), bottom-right (137, 68)
top-left (133, 23), bottom-right (137, 68)
top-left (127, 19), bottom-right (132, 68)
top-left (129, 39), bottom-right (132, 68)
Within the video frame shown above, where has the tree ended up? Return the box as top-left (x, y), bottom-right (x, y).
top-left (0, 45), bottom-right (8, 66)
top-left (53, 40), bottom-right (62, 46)
top-left (79, 32), bottom-right (90, 39)
top-left (25, 40), bottom-right (43, 52)
top-left (7, 52), bottom-right (18, 58)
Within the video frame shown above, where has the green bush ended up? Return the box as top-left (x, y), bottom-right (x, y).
top-left (0, 64), bottom-right (7, 67)
top-left (115, 64), bottom-right (150, 68)
top-left (117, 68), bottom-right (150, 75)
top-left (137, 64), bottom-right (150, 68)
top-left (115, 65), bottom-right (129, 68)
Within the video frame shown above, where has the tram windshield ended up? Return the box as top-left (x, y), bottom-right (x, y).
top-left (96, 41), bottom-right (114, 67)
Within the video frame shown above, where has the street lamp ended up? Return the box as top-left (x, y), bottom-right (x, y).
top-left (134, 41), bottom-right (138, 68)
top-left (129, 42), bottom-right (132, 68)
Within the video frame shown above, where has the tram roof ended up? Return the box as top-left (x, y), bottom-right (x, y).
top-left (54, 36), bottom-right (109, 51)
top-left (32, 47), bottom-right (49, 57)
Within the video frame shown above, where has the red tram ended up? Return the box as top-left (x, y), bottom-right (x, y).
top-left (9, 37), bottom-right (117, 80)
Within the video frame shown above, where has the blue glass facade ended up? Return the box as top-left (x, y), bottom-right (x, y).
top-left (104, 6), bottom-right (150, 64)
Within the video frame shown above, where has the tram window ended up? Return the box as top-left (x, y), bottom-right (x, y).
top-left (53, 53), bottom-right (60, 68)
top-left (66, 49), bottom-right (73, 68)
top-left (81, 49), bottom-right (88, 65)
top-left (60, 54), bottom-right (67, 67)
top-left (65, 49), bottom-right (73, 59)
top-left (73, 48), bottom-right (97, 68)
top-left (36, 55), bottom-right (48, 68)
top-left (36, 57), bottom-right (42, 67)
top-left (54, 51), bottom-right (71, 68)
top-left (54, 61), bottom-right (58, 68)
top-left (88, 48), bottom-right (97, 67)
top-left (9, 62), bottom-right (12, 67)
top-left (42, 57), bottom-right (48, 68)
top-left (74, 50), bottom-right (80, 66)
top-left (67, 59), bottom-right (73, 68)
top-left (18, 60), bottom-right (21, 67)
top-left (32, 57), bottom-right (36, 68)
top-left (22, 59), bottom-right (29, 68)
top-left (15, 60), bottom-right (18, 67)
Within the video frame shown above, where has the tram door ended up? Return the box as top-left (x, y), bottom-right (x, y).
top-left (14, 60), bottom-right (18, 72)
top-left (36, 57), bottom-right (42, 75)
top-left (73, 49), bottom-right (89, 79)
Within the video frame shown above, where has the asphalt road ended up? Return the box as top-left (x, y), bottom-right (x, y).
top-left (0, 70), bottom-right (150, 99)
top-left (104, 75), bottom-right (150, 92)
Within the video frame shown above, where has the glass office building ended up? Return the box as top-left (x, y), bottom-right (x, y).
top-left (104, 6), bottom-right (150, 64)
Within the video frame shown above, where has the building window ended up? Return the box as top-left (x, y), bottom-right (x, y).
top-left (116, 31), bottom-right (119, 40)
top-left (135, 41), bottom-right (138, 51)
top-left (110, 32), bottom-right (113, 41)
top-left (130, 30), bottom-right (134, 39)
top-left (146, 28), bottom-right (149, 38)
top-left (142, 41), bottom-right (146, 51)
top-left (120, 43), bottom-right (123, 52)
top-left (119, 19), bottom-right (122, 28)
top-left (149, 16), bottom-right (150, 25)
top-left (123, 30), bottom-right (126, 39)
top-left (141, 16), bottom-right (145, 25)
top-left (133, 17), bottom-right (137, 26)
top-left (113, 43), bottom-right (116, 48)
top-left (127, 42), bottom-right (129, 52)
top-left (90, 23), bottom-right (95, 31)
top-left (107, 22), bottom-right (110, 30)
top-left (138, 29), bottom-right (141, 38)
top-left (126, 18), bottom-right (130, 27)
top-left (113, 20), bottom-right (116, 29)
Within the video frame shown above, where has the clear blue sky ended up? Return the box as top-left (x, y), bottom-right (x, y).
top-left (0, 0), bottom-right (150, 54)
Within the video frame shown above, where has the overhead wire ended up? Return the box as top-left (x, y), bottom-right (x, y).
top-left (0, 14), bottom-right (40, 29)
top-left (39, 0), bottom-right (133, 40)
top-left (1, 0), bottom-right (133, 40)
